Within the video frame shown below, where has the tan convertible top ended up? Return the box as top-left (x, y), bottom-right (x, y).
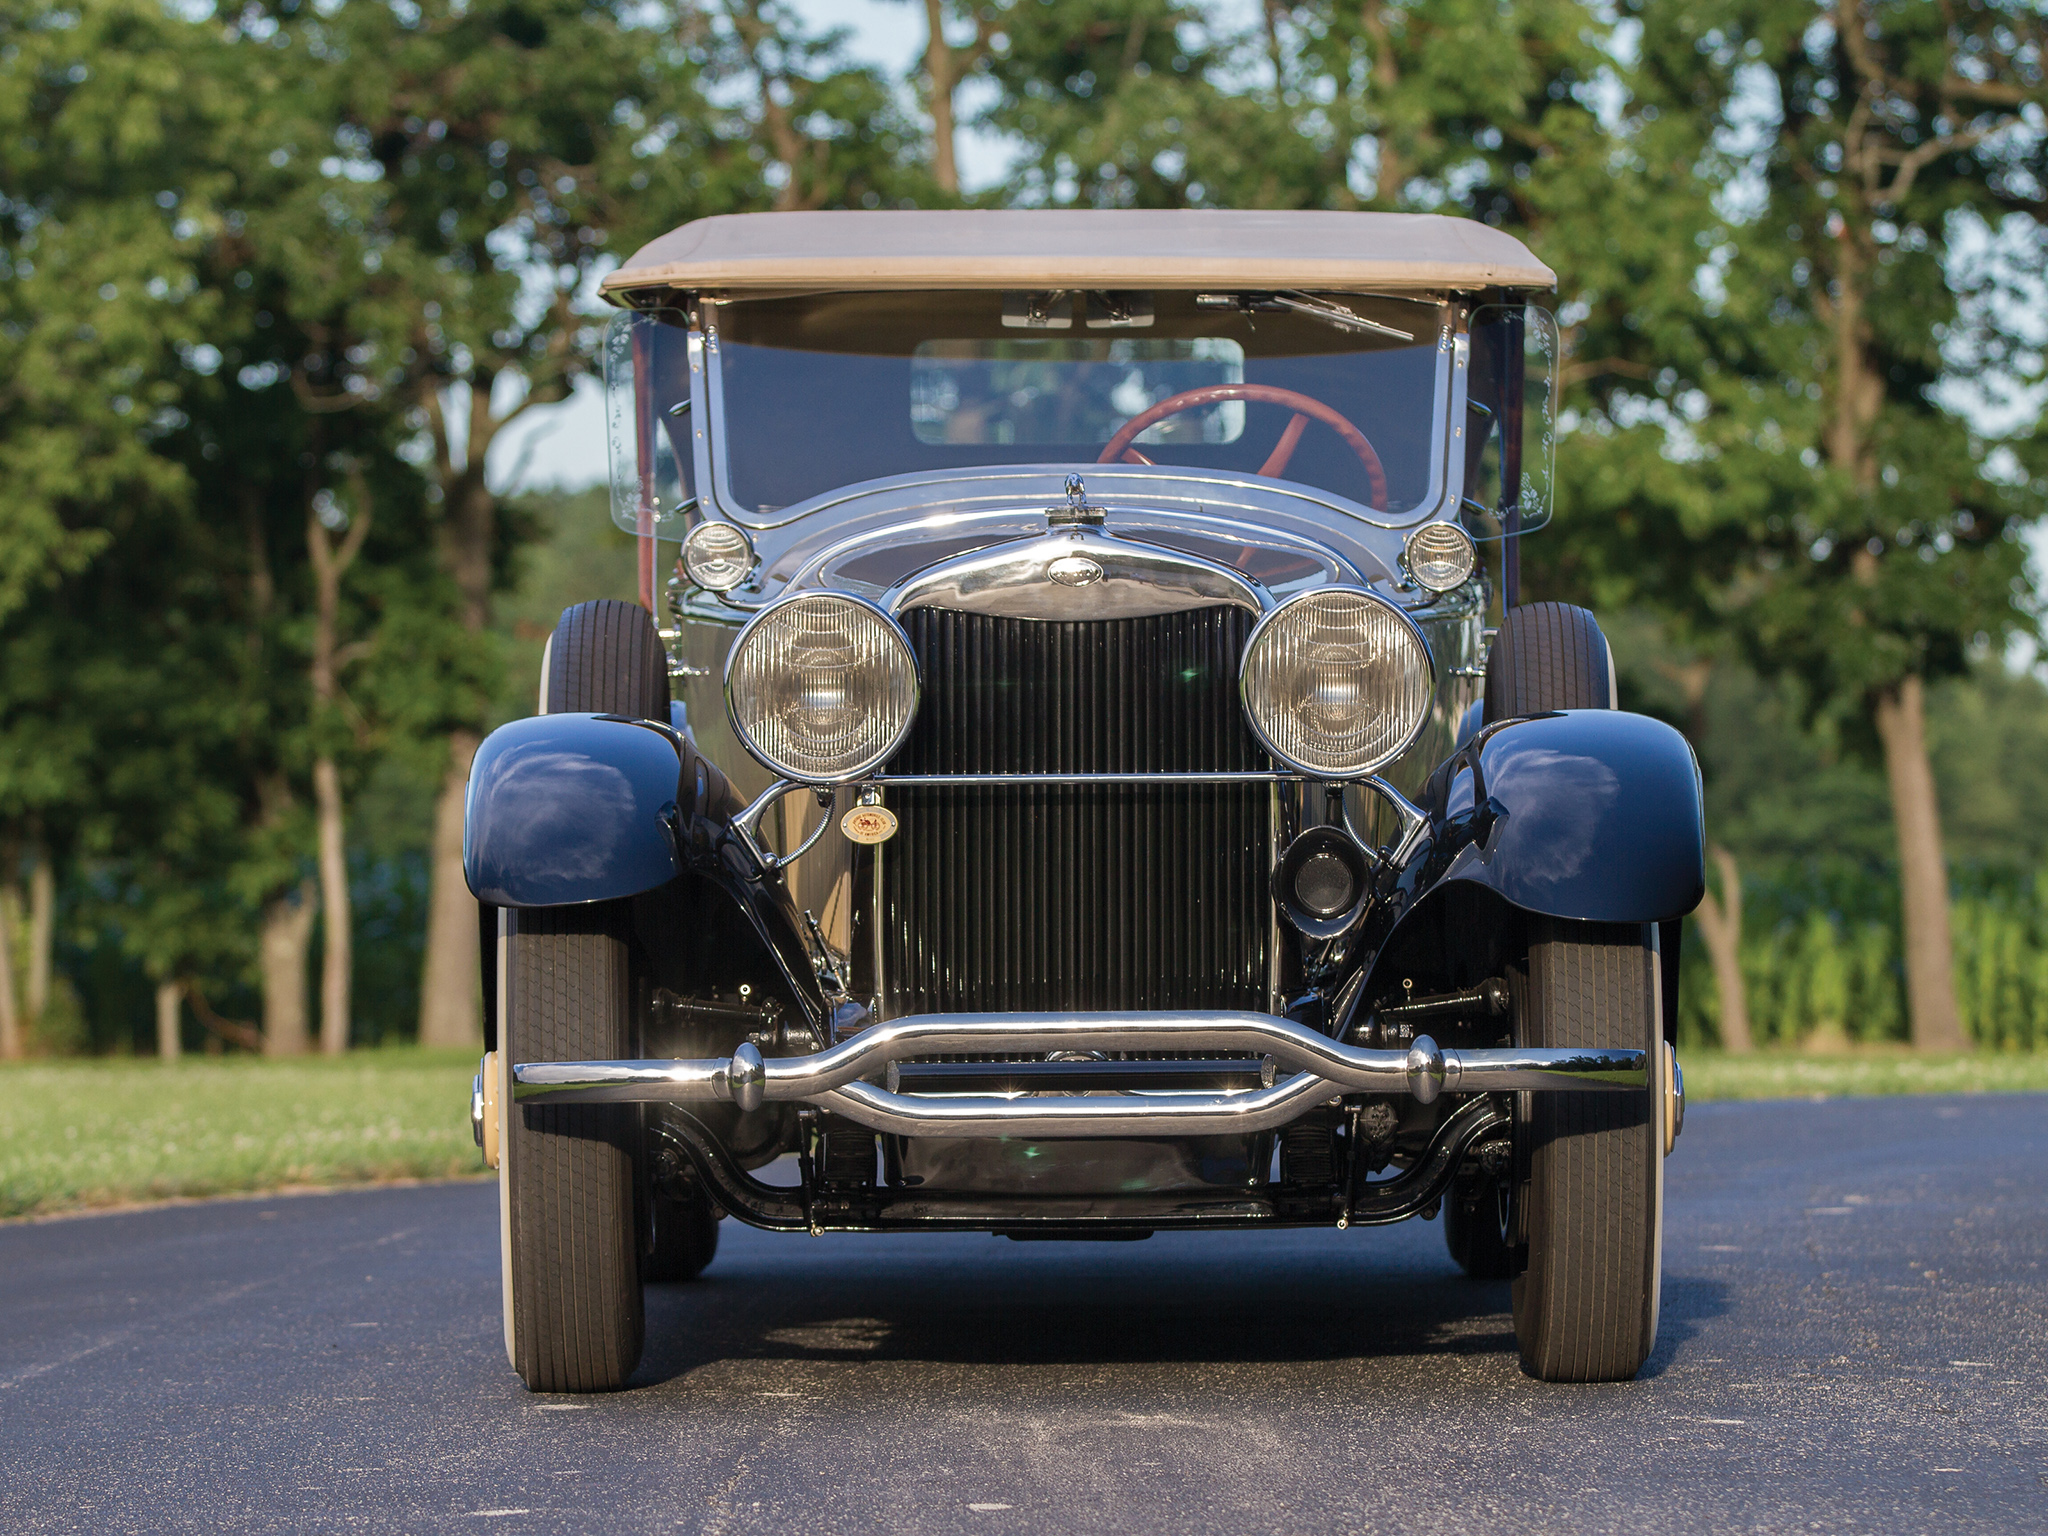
top-left (600, 210), bottom-right (1554, 299)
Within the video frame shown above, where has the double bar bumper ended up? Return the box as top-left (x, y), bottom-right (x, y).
top-left (511, 1012), bottom-right (1648, 1139)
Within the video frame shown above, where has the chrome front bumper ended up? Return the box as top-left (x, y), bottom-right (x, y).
top-left (511, 1013), bottom-right (1647, 1139)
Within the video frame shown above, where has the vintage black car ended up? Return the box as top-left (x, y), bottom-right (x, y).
top-left (464, 210), bottom-right (1703, 1392)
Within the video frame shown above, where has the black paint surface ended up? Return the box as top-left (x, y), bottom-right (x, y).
top-left (3, 1094), bottom-right (2043, 1534)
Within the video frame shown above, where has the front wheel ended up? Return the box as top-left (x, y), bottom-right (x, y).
top-left (501, 902), bottom-right (645, 1392)
top-left (1509, 918), bottom-right (1664, 1381)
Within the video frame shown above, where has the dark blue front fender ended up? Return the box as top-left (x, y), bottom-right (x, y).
top-left (464, 713), bottom-right (682, 908)
top-left (1425, 709), bottom-right (1704, 924)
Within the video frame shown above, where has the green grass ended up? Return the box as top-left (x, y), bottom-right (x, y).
top-left (1681, 1047), bottom-right (2048, 1102)
top-left (4, 1044), bottom-right (2044, 1221)
top-left (0, 1047), bottom-right (485, 1220)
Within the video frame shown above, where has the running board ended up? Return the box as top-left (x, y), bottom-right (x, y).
top-left (511, 1013), bottom-right (1646, 1139)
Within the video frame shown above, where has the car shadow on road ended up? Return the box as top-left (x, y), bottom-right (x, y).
top-left (632, 1234), bottom-right (1731, 1388)
top-left (635, 1250), bottom-right (1496, 1383)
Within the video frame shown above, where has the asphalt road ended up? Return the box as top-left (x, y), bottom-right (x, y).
top-left (2, 1095), bottom-right (2044, 1536)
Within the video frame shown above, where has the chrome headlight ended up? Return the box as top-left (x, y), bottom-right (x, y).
top-left (1403, 521), bottom-right (1477, 593)
top-left (727, 593), bottom-right (918, 783)
top-left (1239, 587), bottom-right (1434, 777)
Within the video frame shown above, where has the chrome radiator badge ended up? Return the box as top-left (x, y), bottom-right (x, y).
top-left (1048, 554), bottom-right (1104, 586)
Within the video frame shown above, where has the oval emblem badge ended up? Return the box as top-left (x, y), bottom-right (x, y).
top-left (1048, 554), bottom-right (1104, 587)
top-left (841, 805), bottom-right (899, 845)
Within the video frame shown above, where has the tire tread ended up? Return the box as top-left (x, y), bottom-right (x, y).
top-left (507, 904), bottom-right (644, 1392)
top-left (1515, 920), bottom-right (1657, 1381)
top-left (1484, 601), bottom-right (1611, 722)
top-left (545, 599), bottom-right (668, 721)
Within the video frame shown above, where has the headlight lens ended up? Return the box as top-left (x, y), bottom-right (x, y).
top-left (1240, 588), bottom-right (1434, 777)
top-left (682, 520), bottom-right (757, 592)
top-left (1403, 521), bottom-right (1477, 593)
top-left (727, 593), bottom-right (918, 783)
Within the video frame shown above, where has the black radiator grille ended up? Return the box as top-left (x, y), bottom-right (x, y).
top-left (878, 607), bottom-right (1272, 1015)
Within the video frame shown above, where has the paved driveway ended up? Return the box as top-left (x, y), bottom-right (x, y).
top-left (2, 1094), bottom-right (2043, 1534)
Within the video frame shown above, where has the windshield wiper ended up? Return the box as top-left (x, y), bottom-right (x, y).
top-left (1194, 290), bottom-right (1415, 343)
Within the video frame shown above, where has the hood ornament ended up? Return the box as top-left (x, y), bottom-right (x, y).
top-left (1047, 472), bottom-right (1105, 526)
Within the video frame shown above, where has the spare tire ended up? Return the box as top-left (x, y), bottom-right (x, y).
top-left (1483, 600), bottom-right (1615, 722)
top-left (541, 598), bottom-right (669, 721)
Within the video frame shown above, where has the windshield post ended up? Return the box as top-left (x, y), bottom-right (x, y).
top-left (1501, 304), bottom-right (1526, 607)
top-left (631, 321), bottom-right (658, 610)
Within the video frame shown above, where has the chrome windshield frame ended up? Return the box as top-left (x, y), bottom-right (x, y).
top-left (692, 296), bottom-right (1471, 535)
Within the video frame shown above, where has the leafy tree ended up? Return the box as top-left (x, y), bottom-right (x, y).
top-left (708, 0), bottom-right (935, 210)
top-left (0, 0), bottom-right (237, 1054)
top-left (1545, 0), bottom-right (2046, 1050)
top-left (973, 0), bottom-right (1293, 207)
top-left (897, 0), bottom-right (1005, 198)
top-left (242, 0), bottom-right (703, 1045)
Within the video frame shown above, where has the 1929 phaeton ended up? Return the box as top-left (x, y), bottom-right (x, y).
top-left (464, 210), bottom-right (1704, 1391)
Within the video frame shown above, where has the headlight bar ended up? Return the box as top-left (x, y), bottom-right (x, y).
top-left (729, 772), bottom-right (1432, 878)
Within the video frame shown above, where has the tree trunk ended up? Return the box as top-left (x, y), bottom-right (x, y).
top-left (1692, 843), bottom-right (1753, 1053)
top-left (306, 481), bottom-right (371, 1056)
top-left (1872, 675), bottom-right (1967, 1051)
top-left (156, 979), bottom-right (183, 1061)
top-left (418, 418), bottom-right (499, 1046)
top-left (26, 848), bottom-right (52, 1027)
top-left (1359, 0), bottom-right (1403, 206)
top-left (417, 729), bottom-right (482, 1048)
top-left (923, 0), bottom-right (960, 196)
top-left (314, 756), bottom-right (351, 1054)
top-left (261, 879), bottom-right (317, 1056)
top-left (0, 881), bottom-right (19, 1060)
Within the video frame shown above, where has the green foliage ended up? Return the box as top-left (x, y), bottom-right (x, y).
top-left (1680, 1047), bottom-right (2048, 1101)
top-left (1535, 0), bottom-right (2044, 723)
top-left (491, 487), bottom-right (639, 725)
top-left (2, 0), bottom-right (2042, 1066)
top-left (0, 1), bottom-right (223, 626)
top-left (1677, 861), bottom-right (2048, 1054)
top-left (0, 1047), bottom-right (480, 1218)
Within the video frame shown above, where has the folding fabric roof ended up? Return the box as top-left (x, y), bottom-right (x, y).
top-left (600, 209), bottom-right (1555, 299)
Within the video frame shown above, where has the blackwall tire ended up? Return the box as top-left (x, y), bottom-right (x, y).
top-left (1483, 599), bottom-right (1660, 1378)
top-left (1444, 1174), bottom-right (1515, 1280)
top-left (513, 593), bottom-right (690, 1352)
top-left (501, 901), bottom-right (645, 1392)
top-left (541, 598), bottom-right (670, 720)
top-left (643, 1187), bottom-right (721, 1283)
top-left (1483, 600), bottom-right (1615, 722)
top-left (1510, 917), bottom-right (1664, 1382)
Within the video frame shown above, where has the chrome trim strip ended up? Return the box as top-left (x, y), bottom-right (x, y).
top-left (512, 1012), bottom-right (1650, 1137)
top-left (734, 774), bottom-right (1428, 875)
top-left (813, 1074), bottom-right (1341, 1138)
top-left (884, 526), bottom-right (1269, 620)
top-left (778, 464), bottom-right (1427, 535)
top-left (874, 771), bottom-right (1307, 786)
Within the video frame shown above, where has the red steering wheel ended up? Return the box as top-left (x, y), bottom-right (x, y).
top-left (1097, 383), bottom-right (1389, 510)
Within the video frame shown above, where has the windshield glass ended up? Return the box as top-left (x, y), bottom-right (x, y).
top-left (706, 290), bottom-right (1447, 518)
